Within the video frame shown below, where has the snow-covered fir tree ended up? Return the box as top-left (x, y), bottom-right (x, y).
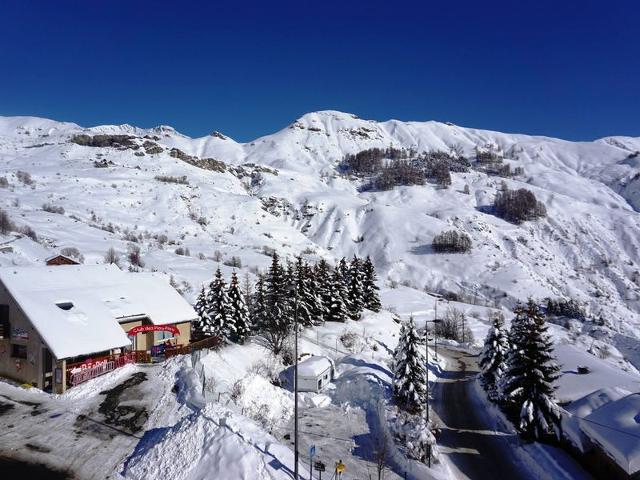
top-left (347, 255), bottom-right (364, 320)
top-left (327, 270), bottom-right (349, 323)
top-left (227, 271), bottom-right (251, 343)
top-left (501, 300), bottom-right (561, 439)
top-left (262, 252), bottom-right (292, 353)
top-left (479, 312), bottom-right (509, 401)
top-left (393, 316), bottom-right (426, 413)
top-left (362, 256), bottom-right (381, 312)
top-left (293, 257), bottom-right (316, 328)
top-left (314, 259), bottom-right (333, 319)
top-left (335, 257), bottom-right (352, 310)
top-left (193, 285), bottom-right (212, 339)
top-left (251, 274), bottom-right (268, 333)
top-left (206, 267), bottom-right (233, 338)
top-left (305, 262), bottom-right (324, 324)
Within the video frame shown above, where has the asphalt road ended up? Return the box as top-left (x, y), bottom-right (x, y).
top-left (431, 348), bottom-right (542, 480)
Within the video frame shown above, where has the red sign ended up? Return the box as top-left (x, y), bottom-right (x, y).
top-left (128, 324), bottom-right (180, 336)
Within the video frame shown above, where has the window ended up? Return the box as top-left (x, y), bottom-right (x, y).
top-left (317, 379), bottom-right (322, 390)
top-left (11, 344), bottom-right (27, 359)
top-left (0, 305), bottom-right (9, 339)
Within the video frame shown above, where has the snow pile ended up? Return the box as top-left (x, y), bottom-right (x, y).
top-left (123, 402), bottom-right (301, 480)
top-left (233, 373), bottom-right (293, 432)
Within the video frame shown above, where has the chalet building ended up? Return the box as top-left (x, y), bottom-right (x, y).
top-left (562, 389), bottom-right (640, 479)
top-left (297, 356), bottom-right (334, 392)
top-left (0, 264), bottom-right (197, 393)
top-left (45, 254), bottom-right (80, 266)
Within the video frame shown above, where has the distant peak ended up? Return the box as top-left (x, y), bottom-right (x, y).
top-left (210, 131), bottom-right (228, 140)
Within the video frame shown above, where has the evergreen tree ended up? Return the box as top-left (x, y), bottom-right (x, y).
top-left (251, 274), bottom-right (268, 333)
top-left (362, 256), bottom-right (381, 312)
top-left (479, 312), bottom-right (510, 401)
top-left (293, 257), bottom-right (316, 328)
top-left (393, 316), bottom-right (426, 413)
top-left (501, 300), bottom-right (561, 439)
top-left (193, 285), bottom-right (211, 339)
top-left (263, 253), bottom-right (292, 353)
top-left (206, 267), bottom-right (233, 338)
top-left (326, 270), bottom-right (349, 322)
top-left (335, 257), bottom-right (352, 309)
top-left (347, 255), bottom-right (364, 320)
top-left (315, 259), bottom-right (333, 320)
top-left (227, 271), bottom-right (251, 343)
top-left (305, 262), bottom-right (325, 324)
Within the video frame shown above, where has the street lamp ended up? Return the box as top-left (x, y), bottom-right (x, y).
top-left (293, 284), bottom-right (299, 480)
top-left (286, 280), bottom-right (300, 479)
top-left (424, 296), bottom-right (443, 468)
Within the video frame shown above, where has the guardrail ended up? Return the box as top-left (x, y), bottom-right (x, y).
top-left (67, 351), bottom-right (151, 387)
top-left (165, 335), bottom-right (222, 359)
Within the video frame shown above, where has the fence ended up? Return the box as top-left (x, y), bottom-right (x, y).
top-left (67, 351), bottom-right (151, 387)
top-left (165, 335), bottom-right (222, 359)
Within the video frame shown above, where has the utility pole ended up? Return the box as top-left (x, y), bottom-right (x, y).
top-left (294, 285), bottom-right (299, 479)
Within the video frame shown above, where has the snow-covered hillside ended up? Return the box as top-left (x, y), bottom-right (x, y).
top-left (1, 111), bottom-right (640, 364)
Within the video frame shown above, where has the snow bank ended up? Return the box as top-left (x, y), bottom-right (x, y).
top-left (122, 402), bottom-right (303, 480)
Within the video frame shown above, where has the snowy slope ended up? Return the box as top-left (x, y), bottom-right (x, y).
top-left (1, 111), bottom-right (640, 361)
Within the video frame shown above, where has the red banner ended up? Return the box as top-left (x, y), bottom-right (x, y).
top-left (128, 324), bottom-right (180, 336)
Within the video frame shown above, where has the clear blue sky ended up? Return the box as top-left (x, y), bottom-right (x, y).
top-left (1, 0), bottom-right (638, 141)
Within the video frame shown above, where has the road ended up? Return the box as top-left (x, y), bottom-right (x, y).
top-left (431, 348), bottom-right (591, 480)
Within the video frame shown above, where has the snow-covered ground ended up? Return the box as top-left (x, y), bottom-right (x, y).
top-left (2, 111), bottom-right (640, 477)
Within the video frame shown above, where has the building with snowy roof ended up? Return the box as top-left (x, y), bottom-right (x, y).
top-left (296, 355), bottom-right (334, 392)
top-left (0, 264), bottom-right (197, 393)
top-left (563, 391), bottom-right (640, 479)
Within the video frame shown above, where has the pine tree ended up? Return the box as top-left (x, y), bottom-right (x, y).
top-left (335, 257), bottom-right (352, 310)
top-left (305, 262), bottom-right (324, 324)
top-left (193, 285), bottom-right (211, 339)
top-left (362, 256), bottom-right (381, 312)
top-left (251, 274), bottom-right (268, 333)
top-left (315, 259), bottom-right (333, 320)
top-left (347, 255), bottom-right (364, 320)
top-left (206, 268), bottom-right (233, 339)
top-left (393, 316), bottom-right (426, 413)
top-left (501, 300), bottom-right (561, 439)
top-left (293, 257), bottom-right (316, 328)
top-left (263, 253), bottom-right (292, 353)
top-left (227, 271), bottom-right (251, 343)
top-left (327, 270), bottom-right (349, 323)
top-left (479, 312), bottom-right (510, 401)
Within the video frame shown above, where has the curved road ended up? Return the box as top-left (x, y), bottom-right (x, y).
top-left (431, 348), bottom-right (591, 480)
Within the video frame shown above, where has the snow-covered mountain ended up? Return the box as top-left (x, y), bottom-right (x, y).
top-left (2, 111), bottom-right (640, 362)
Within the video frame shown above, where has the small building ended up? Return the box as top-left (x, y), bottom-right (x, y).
top-left (0, 264), bottom-right (197, 393)
top-left (297, 356), bottom-right (334, 392)
top-left (576, 393), bottom-right (640, 478)
top-left (45, 254), bottom-right (80, 266)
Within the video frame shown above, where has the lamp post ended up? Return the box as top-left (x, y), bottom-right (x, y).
top-left (293, 284), bottom-right (299, 480)
top-left (425, 296), bottom-right (443, 468)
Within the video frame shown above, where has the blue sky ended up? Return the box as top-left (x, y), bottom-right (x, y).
top-left (0, 0), bottom-right (638, 141)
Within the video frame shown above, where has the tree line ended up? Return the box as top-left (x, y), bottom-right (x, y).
top-left (193, 253), bottom-right (382, 353)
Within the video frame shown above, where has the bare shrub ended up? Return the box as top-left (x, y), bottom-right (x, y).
top-left (127, 244), bottom-right (144, 267)
top-left (104, 247), bottom-right (120, 265)
top-left (154, 175), bottom-right (189, 185)
top-left (432, 230), bottom-right (472, 253)
top-left (16, 170), bottom-right (33, 185)
top-left (0, 208), bottom-right (14, 234)
top-left (60, 247), bottom-right (84, 263)
top-left (42, 203), bottom-right (65, 214)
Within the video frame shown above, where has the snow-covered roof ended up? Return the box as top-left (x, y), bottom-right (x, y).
top-left (580, 393), bottom-right (640, 474)
top-left (297, 356), bottom-right (333, 378)
top-left (0, 264), bottom-right (197, 359)
top-left (562, 387), bottom-right (631, 453)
